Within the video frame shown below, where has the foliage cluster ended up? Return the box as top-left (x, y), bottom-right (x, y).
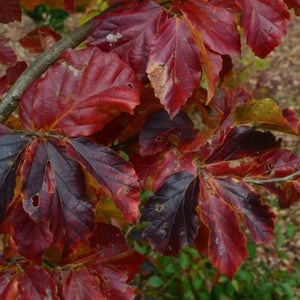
top-left (0, 0), bottom-right (300, 299)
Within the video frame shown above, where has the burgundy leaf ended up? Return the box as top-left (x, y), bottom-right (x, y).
top-left (66, 138), bottom-right (141, 224)
top-left (236, 0), bottom-right (290, 57)
top-left (0, 133), bottom-right (30, 221)
top-left (87, 1), bottom-right (168, 81)
top-left (180, 0), bottom-right (241, 55)
top-left (19, 47), bottom-right (141, 137)
top-left (214, 177), bottom-right (275, 244)
top-left (0, 61), bottom-right (27, 96)
top-left (147, 17), bottom-right (201, 116)
top-left (18, 265), bottom-right (58, 300)
top-left (199, 176), bottom-right (248, 279)
top-left (140, 109), bottom-right (198, 156)
top-left (206, 126), bottom-right (280, 163)
top-left (62, 268), bottom-right (103, 300)
top-left (15, 139), bottom-right (94, 258)
top-left (141, 171), bottom-right (199, 255)
top-left (19, 26), bottom-right (61, 54)
top-left (88, 264), bottom-right (135, 300)
top-left (131, 151), bottom-right (197, 191)
top-left (11, 203), bottom-right (53, 263)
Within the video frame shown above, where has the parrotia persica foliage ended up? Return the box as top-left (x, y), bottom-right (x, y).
top-left (0, 0), bottom-right (300, 299)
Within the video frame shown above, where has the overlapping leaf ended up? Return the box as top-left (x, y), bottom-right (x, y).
top-left (180, 0), bottom-right (241, 56)
top-left (146, 17), bottom-right (202, 116)
top-left (140, 121), bottom-right (290, 278)
top-left (0, 223), bottom-right (145, 300)
top-left (19, 26), bottom-right (61, 54)
top-left (65, 138), bottom-right (141, 223)
top-left (59, 223), bottom-right (144, 300)
top-left (87, 1), bottom-right (168, 81)
top-left (0, 46), bottom-right (142, 263)
top-left (140, 109), bottom-right (198, 156)
top-left (12, 139), bottom-right (94, 261)
top-left (0, 265), bottom-right (58, 300)
top-left (234, 98), bottom-right (300, 134)
top-left (19, 46), bottom-right (141, 137)
top-left (236, 0), bottom-right (291, 57)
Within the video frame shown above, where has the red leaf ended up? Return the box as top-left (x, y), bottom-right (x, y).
top-left (206, 126), bottom-right (280, 163)
top-left (62, 268), bottom-right (103, 299)
top-left (245, 149), bottom-right (300, 208)
top-left (0, 62), bottom-right (27, 96)
top-left (0, 266), bottom-right (58, 300)
top-left (236, 0), bottom-right (290, 57)
top-left (16, 139), bottom-right (94, 258)
top-left (199, 176), bottom-right (248, 279)
top-left (66, 138), bottom-right (141, 224)
top-left (141, 171), bottom-right (199, 255)
top-left (19, 26), bottom-right (61, 54)
top-left (17, 265), bottom-right (58, 299)
top-left (180, 0), bottom-right (241, 56)
top-left (131, 151), bottom-right (197, 191)
top-left (61, 223), bottom-right (144, 300)
top-left (213, 177), bottom-right (275, 244)
top-left (0, 37), bottom-right (17, 66)
top-left (0, 270), bottom-right (18, 299)
top-left (194, 87), bottom-right (251, 131)
top-left (19, 47), bottom-right (141, 137)
top-left (11, 203), bottom-right (53, 263)
top-left (88, 264), bottom-right (135, 300)
top-left (0, 133), bottom-right (30, 221)
top-left (284, 0), bottom-right (300, 14)
top-left (146, 17), bottom-right (201, 117)
top-left (0, 0), bottom-right (21, 24)
top-left (88, 223), bottom-right (146, 281)
top-left (87, 1), bottom-right (168, 81)
top-left (140, 109), bottom-right (198, 156)
top-left (208, 0), bottom-right (241, 13)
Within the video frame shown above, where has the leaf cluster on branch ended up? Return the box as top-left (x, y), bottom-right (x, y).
top-left (0, 0), bottom-right (300, 298)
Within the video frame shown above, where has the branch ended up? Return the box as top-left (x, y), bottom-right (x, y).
top-left (0, 18), bottom-right (93, 123)
top-left (244, 170), bottom-right (300, 184)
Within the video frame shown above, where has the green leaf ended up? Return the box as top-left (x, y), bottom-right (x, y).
top-left (179, 252), bottom-right (191, 270)
top-left (148, 275), bottom-right (164, 288)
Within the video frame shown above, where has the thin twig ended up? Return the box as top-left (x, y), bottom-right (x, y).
top-left (244, 170), bottom-right (300, 184)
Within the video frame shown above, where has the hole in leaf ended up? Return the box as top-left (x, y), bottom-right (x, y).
top-left (127, 83), bottom-right (133, 88)
top-left (31, 194), bottom-right (39, 207)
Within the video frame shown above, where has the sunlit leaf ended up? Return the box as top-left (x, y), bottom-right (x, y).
top-left (234, 98), bottom-right (300, 134)
top-left (180, 0), bottom-right (241, 55)
top-left (87, 1), bottom-right (168, 81)
top-left (19, 47), bottom-right (141, 137)
top-left (236, 0), bottom-right (290, 57)
top-left (147, 17), bottom-right (201, 116)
